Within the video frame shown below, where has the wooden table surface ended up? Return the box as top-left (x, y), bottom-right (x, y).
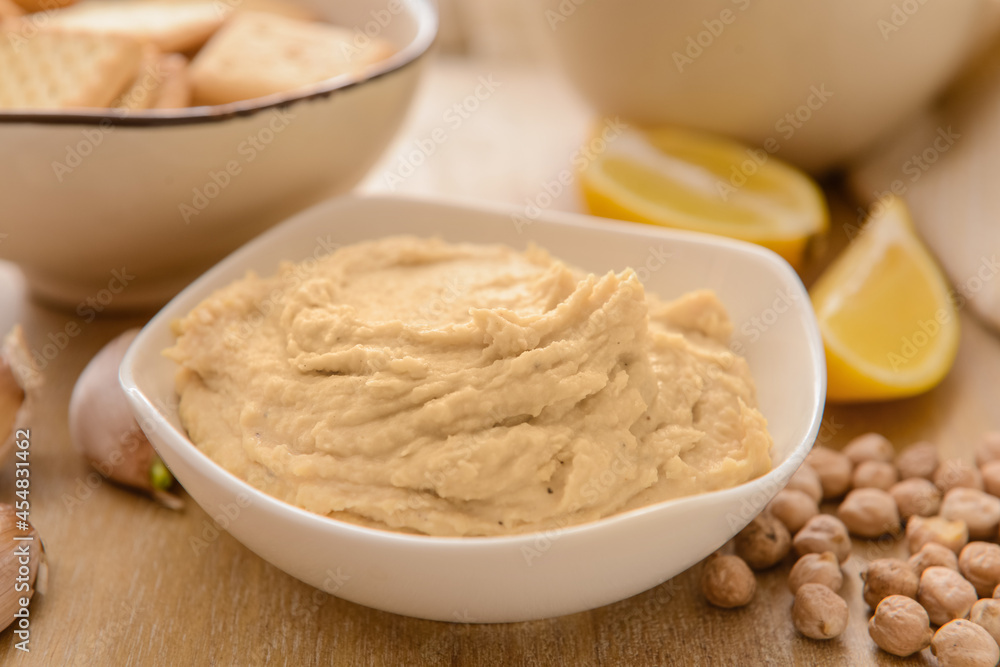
top-left (1, 56), bottom-right (998, 667)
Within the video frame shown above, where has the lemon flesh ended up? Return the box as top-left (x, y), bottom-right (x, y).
top-left (580, 123), bottom-right (828, 269)
top-left (810, 197), bottom-right (959, 402)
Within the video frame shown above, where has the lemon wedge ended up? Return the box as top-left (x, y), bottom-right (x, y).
top-left (810, 196), bottom-right (959, 402)
top-left (579, 123), bottom-right (828, 269)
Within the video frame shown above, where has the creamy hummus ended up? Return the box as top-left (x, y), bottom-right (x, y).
top-left (166, 236), bottom-right (771, 536)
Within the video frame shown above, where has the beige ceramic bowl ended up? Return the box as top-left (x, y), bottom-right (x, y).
top-left (535, 0), bottom-right (993, 172)
top-left (0, 0), bottom-right (436, 310)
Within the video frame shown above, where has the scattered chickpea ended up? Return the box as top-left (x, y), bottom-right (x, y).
top-left (861, 559), bottom-right (919, 609)
top-left (843, 433), bottom-right (895, 466)
top-left (909, 542), bottom-right (960, 576)
top-left (941, 488), bottom-right (1000, 541)
top-left (975, 431), bottom-right (1000, 469)
top-left (895, 441), bottom-right (940, 480)
top-left (981, 460), bottom-right (1000, 498)
top-left (767, 489), bottom-right (818, 535)
top-left (868, 595), bottom-right (933, 658)
top-left (793, 514), bottom-right (852, 563)
top-left (931, 619), bottom-right (1000, 667)
top-left (785, 464), bottom-right (823, 504)
top-left (934, 458), bottom-right (984, 494)
top-left (733, 513), bottom-right (791, 571)
top-left (792, 583), bottom-right (848, 640)
top-left (970, 598), bottom-right (1000, 647)
top-left (889, 477), bottom-right (942, 521)
top-left (837, 488), bottom-right (900, 539)
top-left (959, 542), bottom-right (1000, 598)
top-left (906, 515), bottom-right (969, 554)
top-left (851, 460), bottom-right (898, 491)
top-left (701, 554), bottom-right (756, 609)
top-left (788, 552), bottom-right (843, 594)
top-left (918, 566), bottom-right (979, 627)
top-left (805, 447), bottom-right (853, 500)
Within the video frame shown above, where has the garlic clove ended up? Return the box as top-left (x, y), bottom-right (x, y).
top-left (69, 329), bottom-right (181, 508)
top-left (0, 326), bottom-right (41, 463)
top-left (0, 504), bottom-right (44, 633)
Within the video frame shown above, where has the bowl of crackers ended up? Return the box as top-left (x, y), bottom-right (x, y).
top-left (0, 0), bottom-right (436, 309)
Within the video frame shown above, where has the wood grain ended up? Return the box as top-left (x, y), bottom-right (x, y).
top-left (0, 57), bottom-right (997, 667)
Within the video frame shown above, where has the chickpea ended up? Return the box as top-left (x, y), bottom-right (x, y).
top-left (889, 477), bottom-right (942, 521)
top-left (959, 542), bottom-right (1000, 598)
top-left (733, 512), bottom-right (791, 570)
top-left (934, 458), bottom-right (984, 494)
top-left (843, 432), bottom-right (894, 465)
top-left (793, 514), bottom-right (852, 563)
top-left (851, 460), bottom-right (898, 491)
top-left (861, 558), bottom-right (919, 608)
top-left (909, 541), bottom-right (960, 576)
top-left (788, 551), bottom-right (843, 594)
top-left (906, 515), bottom-right (969, 554)
top-left (895, 441), bottom-right (939, 480)
top-left (767, 489), bottom-right (818, 535)
top-left (941, 488), bottom-right (1000, 540)
top-left (701, 553), bottom-right (756, 608)
top-left (836, 488), bottom-right (900, 539)
top-left (931, 619), bottom-right (1000, 667)
top-left (791, 583), bottom-right (848, 640)
top-left (975, 431), bottom-right (1000, 468)
top-left (785, 464), bottom-right (823, 504)
top-left (805, 447), bottom-right (852, 500)
top-left (918, 566), bottom-right (978, 627)
top-left (970, 598), bottom-right (1000, 647)
top-left (981, 460), bottom-right (1000, 498)
top-left (868, 595), bottom-right (933, 658)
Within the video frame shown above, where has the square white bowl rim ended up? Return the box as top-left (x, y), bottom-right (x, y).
top-left (121, 193), bottom-right (827, 553)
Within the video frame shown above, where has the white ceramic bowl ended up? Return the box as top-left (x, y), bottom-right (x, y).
top-left (121, 195), bottom-right (826, 622)
top-left (0, 0), bottom-right (436, 310)
top-left (534, 0), bottom-right (991, 172)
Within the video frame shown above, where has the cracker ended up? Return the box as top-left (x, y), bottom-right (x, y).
top-left (112, 47), bottom-right (190, 110)
top-left (188, 11), bottom-right (394, 106)
top-left (44, 0), bottom-right (226, 53)
top-left (0, 0), bottom-right (25, 23)
top-left (10, 0), bottom-right (76, 12)
top-left (151, 52), bottom-right (190, 108)
top-left (0, 30), bottom-right (144, 110)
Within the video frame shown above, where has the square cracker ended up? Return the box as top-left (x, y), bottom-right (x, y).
top-left (114, 47), bottom-right (191, 110)
top-left (0, 30), bottom-right (144, 110)
top-left (44, 0), bottom-right (226, 53)
top-left (188, 11), bottom-right (394, 106)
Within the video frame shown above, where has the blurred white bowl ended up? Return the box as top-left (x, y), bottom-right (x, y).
top-left (534, 0), bottom-right (993, 172)
top-left (0, 0), bottom-right (436, 310)
top-left (121, 194), bottom-right (825, 622)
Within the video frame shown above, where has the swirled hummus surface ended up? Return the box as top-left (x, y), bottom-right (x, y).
top-left (166, 236), bottom-right (771, 536)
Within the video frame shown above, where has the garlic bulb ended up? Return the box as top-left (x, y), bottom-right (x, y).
top-left (0, 504), bottom-right (44, 633)
top-left (69, 329), bottom-right (181, 508)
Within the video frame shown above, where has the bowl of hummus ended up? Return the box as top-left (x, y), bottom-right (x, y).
top-left (121, 195), bottom-right (826, 622)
